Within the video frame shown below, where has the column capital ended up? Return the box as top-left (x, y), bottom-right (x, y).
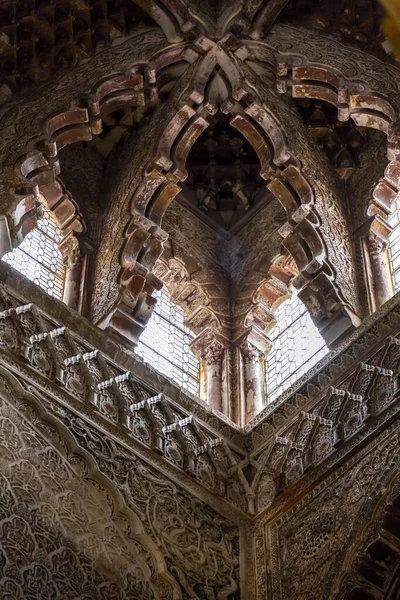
top-left (203, 340), bottom-right (226, 366)
top-left (190, 327), bottom-right (227, 363)
top-left (240, 341), bottom-right (265, 364)
top-left (59, 231), bottom-right (82, 267)
top-left (367, 230), bottom-right (387, 254)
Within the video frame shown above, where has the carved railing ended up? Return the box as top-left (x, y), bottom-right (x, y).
top-left (248, 292), bottom-right (400, 514)
top-left (0, 263), bottom-right (251, 516)
top-left (0, 262), bottom-right (399, 518)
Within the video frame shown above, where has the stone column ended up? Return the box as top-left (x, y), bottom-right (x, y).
top-left (63, 252), bottom-right (84, 311)
top-left (204, 341), bottom-right (225, 413)
top-left (60, 234), bottom-right (86, 313)
top-left (367, 231), bottom-right (392, 308)
top-left (240, 342), bottom-right (265, 423)
top-left (0, 216), bottom-right (12, 258)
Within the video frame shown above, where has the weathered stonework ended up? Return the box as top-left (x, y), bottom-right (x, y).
top-left (1, 2), bottom-right (400, 597)
top-left (0, 259), bottom-right (399, 597)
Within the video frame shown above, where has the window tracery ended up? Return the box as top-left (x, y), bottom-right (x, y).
top-left (266, 289), bottom-right (329, 403)
top-left (388, 192), bottom-right (400, 293)
top-left (136, 287), bottom-right (200, 395)
top-left (2, 204), bottom-right (65, 300)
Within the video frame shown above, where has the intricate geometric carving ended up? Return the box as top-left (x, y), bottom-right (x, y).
top-left (1, 7), bottom-right (400, 597)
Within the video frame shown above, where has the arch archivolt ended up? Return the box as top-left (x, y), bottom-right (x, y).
top-left (101, 34), bottom-right (360, 355)
top-left (0, 47), bottom-right (193, 313)
top-left (334, 470), bottom-right (400, 599)
top-left (244, 27), bottom-right (400, 310)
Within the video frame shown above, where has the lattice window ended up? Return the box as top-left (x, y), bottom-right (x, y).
top-left (136, 288), bottom-right (200, 395)
top-left (265, 289), bottom-right (328, 403)
top-left (2, 205), bottom-right (65, 300)
top-left (388, 193), bottom-right (400, 293)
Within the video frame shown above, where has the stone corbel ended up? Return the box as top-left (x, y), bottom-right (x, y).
top-left (279, 212), bottom-right (361, 347)
top-left (99, 278), bottom-right (161, 348)
top-left (296, 270), bottom-right (361, 348)
top-left (97, 213), bottom-right (167, 345)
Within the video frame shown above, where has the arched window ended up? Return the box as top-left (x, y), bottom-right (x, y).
top-left (2, 204), bottom-right (65, 300)
top-left (388, 193), bottom-right (400, 293)
top-left (136, 287), bottom-right (200, 395)
top-left (265, 288), bottom-right (328, 403)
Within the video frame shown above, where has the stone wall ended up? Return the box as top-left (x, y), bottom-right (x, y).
top-left (0, 265), bottom-right (399, 599)
top-left (0, 368), bottom-right (241, 599)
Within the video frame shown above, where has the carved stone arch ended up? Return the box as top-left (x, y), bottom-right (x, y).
top-left (12, 72), bottom-right (147, 208)
top-left (103, 42), bottom-right (357, 339)
top-left (248, 30), bottom-right (400, 311)
top-left (0, 362), bottom-right (183, 598)
top-left (2, 72), bottom-right (158, 315)
top-left (334, 470), bottom-right (400, 599)
top-left (272, 52), bottom-right (400, 205)
top-left (83, 37), bottom-right (363, 424)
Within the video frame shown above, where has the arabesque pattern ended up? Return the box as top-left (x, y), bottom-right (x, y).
top-left (0, 2), bottom-right (400, 598)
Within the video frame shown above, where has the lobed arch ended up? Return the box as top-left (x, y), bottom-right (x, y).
top-left (243, 27), bottom-right (400, 310)
top-left (1, 45), bottom-right (202, 224)
top-left (0, 30), bottom-right (369, 342)
top-left (84, 38), bottom-right (362, 422)
top-left (2, 73), bottom-right (148, 314)
top-left (243, 28), bottom-right (400, 199)
top-left (4, 26), bottom-right (398, 420)
top-left (0, 363), bottom-right (183, 598)
top-left (97, 34), bottom-right (359, 352)
top-left (0, 24), bottom-right (175, 231)
top-left (0, 47), bottom-right (200, 314)
top-left (334, 470), bottom-right (400, 599)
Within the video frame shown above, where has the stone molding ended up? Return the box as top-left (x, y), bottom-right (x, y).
top-left (0, 263), bottom-right (399, 521)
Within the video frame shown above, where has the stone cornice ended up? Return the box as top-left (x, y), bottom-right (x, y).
top-left (0, 262), bottom-right (399, 518)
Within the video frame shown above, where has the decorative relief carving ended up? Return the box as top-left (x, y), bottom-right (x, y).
top-left (0, 8), bottom-right (400, 593)
top-left (0, 277), bottom-right (249, 512)
top-left (0, 258), bottom-right (398, 597)
top-left (264, 424), bottom-right (400, 600)
top-left (0, 373), bottom-right (178, 599)
top-left (47, 400), bottom-right (242, 599)
top-left (336, 471), bottom-right (400, 599)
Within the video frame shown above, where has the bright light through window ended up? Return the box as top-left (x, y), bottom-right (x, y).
top-left (388, 193), bottom-right (400, 293)
top-left (265, 289), bottom-right (328, 403)
top-left (136, 288), bottom-right (200, 396)
top-left (2, 205), bottom-right (65, 300)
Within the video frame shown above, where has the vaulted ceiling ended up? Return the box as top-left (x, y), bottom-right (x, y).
top-left (0, 0), bottom-right (398, 369)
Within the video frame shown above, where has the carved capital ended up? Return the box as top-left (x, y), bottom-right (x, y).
top-left (59, 233), bottom-right (82, 267)
top-left (240, 342), bottom-right (264, 364)
top-left (203, 341), bottom-right (225, 366)
top-left (367, 231), bottom-right (387, 255)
